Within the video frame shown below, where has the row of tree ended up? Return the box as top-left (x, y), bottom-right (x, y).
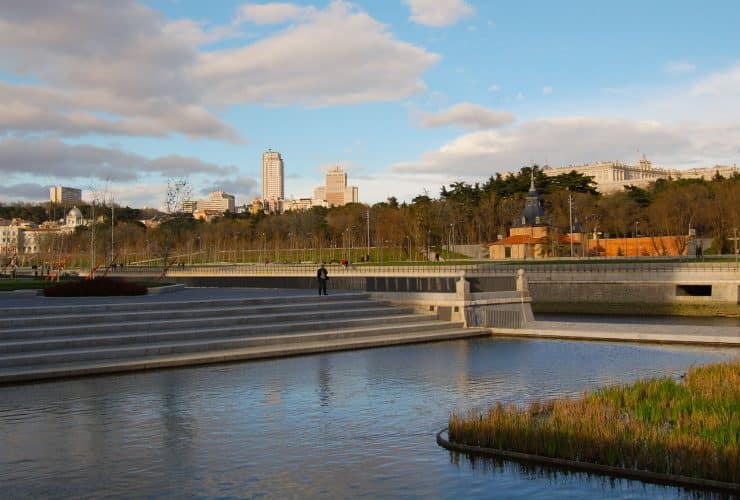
top-left (3, 168), bottom-right (738, 266)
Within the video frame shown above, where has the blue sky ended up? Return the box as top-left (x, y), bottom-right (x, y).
top-left (1, 0), bottom-right (739, 208)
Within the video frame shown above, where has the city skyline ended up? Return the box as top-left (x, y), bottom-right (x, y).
top-left (1, 1), bottom-right (739, 209)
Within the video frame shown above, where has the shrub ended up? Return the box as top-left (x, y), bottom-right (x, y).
top-left (43, 277), bottom-right (147, 297)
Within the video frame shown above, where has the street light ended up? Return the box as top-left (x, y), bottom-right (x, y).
top-left (635, 221), bottom-right (640, 258)
top-left (568, 192), bottom-right (574, 258)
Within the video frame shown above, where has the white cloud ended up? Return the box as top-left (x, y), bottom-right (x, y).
top-left (515, 92), bottom-right (525, 101)
top-left (0, 1), bottom-right (240, 141)
top-left (0, 182), bottom-right (49, 201)
top-left (0, 82), bottom-right (240, 141)
top-left (391, 62), bottom-right (740, 183)
top-left (415, 103), bottom-right (515, 130)
top-left (235, 3), bottom-right (316, 25)
top-left (392, 116), bottom-right (740, 175)
top-left (200, 176), bottom-right (260, 202)
top-left (404, 0), bottom-right (474, 27)
top-left (542, 86), bottom-right (553, 95)
top-left (0, 0), bottom-right (438, 138)
top-left (664, 60), bottom-right (696, 76)
top-left (0, 137), bottom-right (238, 182)
top-left (690, 63), bottom-right (740, 97)
top-left (488, 84), bottom-right (500, 93)
top-left (197, 1), bottom-right (439, 106)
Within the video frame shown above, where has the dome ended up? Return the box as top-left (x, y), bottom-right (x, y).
top-left (68, 206), bottom-right (82, 217)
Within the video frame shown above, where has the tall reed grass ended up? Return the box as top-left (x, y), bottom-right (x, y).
top-left (448, 360), bottom-right (739, 483)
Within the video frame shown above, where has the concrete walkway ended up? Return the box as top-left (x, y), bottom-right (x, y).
top-left (492, 320), bottom-right (740, 346)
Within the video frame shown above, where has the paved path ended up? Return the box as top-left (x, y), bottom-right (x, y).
top-left (493, 320), bottom-right (740, 346)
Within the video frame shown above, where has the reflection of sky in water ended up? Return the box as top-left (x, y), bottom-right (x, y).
top-left (1, 339), bottom-right (737, 498)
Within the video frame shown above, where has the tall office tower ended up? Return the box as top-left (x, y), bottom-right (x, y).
top-left (50, 186), bottom-right (82, 205)
top-left (325, 166), bottom-right (348, 207)
top-left (321, 166), bottom-right (359, 207)
top-left (262, 150), bottom-right (284, 202)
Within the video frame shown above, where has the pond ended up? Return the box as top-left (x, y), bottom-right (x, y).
top-left (1, 337), bottom-right (737, 498)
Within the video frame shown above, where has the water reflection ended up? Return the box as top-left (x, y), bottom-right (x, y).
top-left (0, 338), bottom-right (737, 498)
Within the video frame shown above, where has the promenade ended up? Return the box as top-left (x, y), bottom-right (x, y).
top-left (493, 320), bottom-right (739, 346)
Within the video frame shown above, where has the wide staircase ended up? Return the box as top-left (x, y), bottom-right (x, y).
top-left (0, 292), bottom-right (485, 384)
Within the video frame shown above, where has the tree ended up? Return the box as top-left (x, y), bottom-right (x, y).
top-left (165, 178), bottom-right (193, 215)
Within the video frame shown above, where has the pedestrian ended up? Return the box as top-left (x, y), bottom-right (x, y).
top-left (317, 263), bottom-right (329, 296)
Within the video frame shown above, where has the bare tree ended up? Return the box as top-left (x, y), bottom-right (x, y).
top-left (165, 178), bottom-right (193, 215)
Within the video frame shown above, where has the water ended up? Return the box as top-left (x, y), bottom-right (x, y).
top-left (1, 338), bottom-right (737, 498)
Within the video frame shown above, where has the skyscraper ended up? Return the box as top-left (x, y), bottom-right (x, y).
top-left (325, 166), bottom-right (347, 207)
top-left (262, 150), bottom-right (284, 203)
top-left (319, 166), bottom-right (359, 207)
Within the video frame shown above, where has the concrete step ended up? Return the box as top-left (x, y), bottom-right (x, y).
top-left (0, 319), bottom-right (462, 368)
top-left (0, 298), bottom-right (381, 329)
top-left (1, 305), bottom-right (412, 340)
top-left (0, 326), bottom-right (488, 384)
top-left (0, 313), bottom-right (431, 354)
top-left (0, 292), bottom-right (371, 319)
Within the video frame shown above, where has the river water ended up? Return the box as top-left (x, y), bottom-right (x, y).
top-left (1, 337), bottom-right (737, 498)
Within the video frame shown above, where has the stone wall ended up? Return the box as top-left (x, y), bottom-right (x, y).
top-left (529, 281), bottom-right (739, 305)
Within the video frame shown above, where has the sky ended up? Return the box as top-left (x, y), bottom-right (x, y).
top-left (1, 0), bottom-right (739, 209)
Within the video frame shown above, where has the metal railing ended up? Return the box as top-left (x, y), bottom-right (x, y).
top-left (104, 259), bottom-right (739, 278)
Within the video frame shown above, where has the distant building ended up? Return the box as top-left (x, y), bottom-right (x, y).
top-left (541, 156), bottom-right (739, 193)
top-left (50, 186), bottom-right (82, 205)
top-left (249, 198), bottom-right (264, 215)
top-left (541, 156), bottom-right (668, 193)
top-left (314, 166), bottom-right (359, 207)
top-left (489, 173), bottom-right (550, 259)
top-left (262, 150), bottom-right (284, 203)
top-left (282, 197), bottom-right (327, 212)
top-left (65, 206), bottom-right (85, 229)
top-left (182, 200), bottom-right (197, 214)
top-left (193, 191), bottom-right (235, 215)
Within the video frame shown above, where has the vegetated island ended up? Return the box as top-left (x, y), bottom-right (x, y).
top-left (447, 361), bottom-right (739, 487)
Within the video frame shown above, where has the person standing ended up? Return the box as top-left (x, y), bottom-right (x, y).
top-left (317, 264), bottom-right (329, 296)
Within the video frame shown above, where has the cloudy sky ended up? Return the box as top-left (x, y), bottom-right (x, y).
top-left (1, 0), bottom-right (739, 208)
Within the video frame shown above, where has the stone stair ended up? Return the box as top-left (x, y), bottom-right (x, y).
top-left (0, 292), bottom-right (487, 383)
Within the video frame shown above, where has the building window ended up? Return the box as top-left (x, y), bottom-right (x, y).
top-left (505, 247), bottom-right (512, 259)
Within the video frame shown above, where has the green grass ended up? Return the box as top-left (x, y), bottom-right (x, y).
top-left (0, 279), bottom-right (173, 291)
top-left (448, 361), bottom-right (740, 483)
top-left (0, 279), bottom-right (63, 291)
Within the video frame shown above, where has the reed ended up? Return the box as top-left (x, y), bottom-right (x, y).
top-left (448, 360), bottom-right (739, 483)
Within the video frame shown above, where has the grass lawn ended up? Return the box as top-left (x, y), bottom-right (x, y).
top-left (0, 278), bottom-right (173, 292)
top-left (0, 279), bottom-right (57, 291)
top-left (449, 361), bottom-right (739, 483)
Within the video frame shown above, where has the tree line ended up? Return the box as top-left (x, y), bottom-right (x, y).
top-left (2, 167), bottom-right (738, 266)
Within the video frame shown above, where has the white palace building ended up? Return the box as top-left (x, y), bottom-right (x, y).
top-left (540, 156), bottom-right (738, 193)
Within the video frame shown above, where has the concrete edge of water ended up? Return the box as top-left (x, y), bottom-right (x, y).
top-left (489, 326), bottom-right (740, 346)
top-left (147, 283), bottom-right (186, 295)
top-left (435, 428), bottom-right (740, 494)
top-left (532, 301), bottom-right (740, 318)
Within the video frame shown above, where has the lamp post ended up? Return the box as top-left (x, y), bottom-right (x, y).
top-left (427, 228), bottom-right (431, 261)
top-left (568, 192), bottom-right (574, 258)
top-left (635, 221), bottom-right (640, 258)
top-left (365, 209), bottom-right (370, 262)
